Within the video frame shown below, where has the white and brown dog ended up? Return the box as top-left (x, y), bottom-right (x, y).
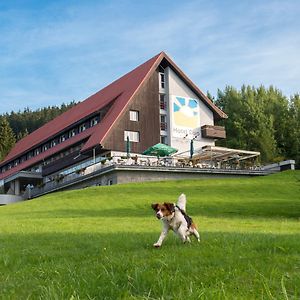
top-left (151, 193), bottom-right (200, 247)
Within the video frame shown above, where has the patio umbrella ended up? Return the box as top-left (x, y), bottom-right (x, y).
top-left (126, 136), bottom-right (131, 158)
top-left (142, 143), bottom-right (178, 157)
top-left (190, 139), bottom-right (194, 159)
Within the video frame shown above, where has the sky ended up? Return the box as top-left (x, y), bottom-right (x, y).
top-left (0, 0), bottom-right (300, 114)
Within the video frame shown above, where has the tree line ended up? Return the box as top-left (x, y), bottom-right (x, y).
top-left (211, 85), bottom-right (299, 167)
top-left (0, 86), bottom-right (299, 167)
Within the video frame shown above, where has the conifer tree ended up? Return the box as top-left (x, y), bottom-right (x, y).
top-left (0, 117), bottom-right (16, 161)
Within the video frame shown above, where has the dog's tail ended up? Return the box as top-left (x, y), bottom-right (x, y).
top-left (176, 193), bottom-right (187, 212)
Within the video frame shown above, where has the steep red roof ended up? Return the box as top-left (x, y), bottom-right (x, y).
top-left (0, 51), bottom-right (227, 180)
top-left (0, 126), bottom-right (95, 180)
top-left (1, 52), bottom-right (162, 166)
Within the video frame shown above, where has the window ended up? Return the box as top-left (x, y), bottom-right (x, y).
top-left (160, 115), bottom-right (167, 131)
top-left (34, 148), bottom-right (40, 156)
top-left (51, 140), bottom-right (56, 147)
top-left (160, 94), bottom-right (166, 110)
top-left (69, 129), bottom-right (76, 138)
top-left (124, 130), bottom-right (140, 142)
top-left (60, 135), bottom-right (66, 143)
top-left (159, 73), bottom-right (165, 89)
top-left (79, 124), bottom-right (86, 133)
top-left (129, 110), bottom-right (139, 121)
top-left (90, 117), bottom-right (98, 127)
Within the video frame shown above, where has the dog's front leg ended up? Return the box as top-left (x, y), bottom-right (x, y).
top-left (153, 225), bottom-right (169, 248)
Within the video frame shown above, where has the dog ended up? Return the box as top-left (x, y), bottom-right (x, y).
top-left (151, 193), bottom-right (200, 247)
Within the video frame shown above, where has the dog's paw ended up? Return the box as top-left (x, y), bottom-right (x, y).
top-left (153, 243), bottom-right (161, 248)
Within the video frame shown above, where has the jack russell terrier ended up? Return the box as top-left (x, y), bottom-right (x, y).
top-left (151, 193), bottom-right (200, 247)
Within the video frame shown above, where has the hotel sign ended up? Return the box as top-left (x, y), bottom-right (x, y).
top-left (171, 96), bottom-right (201, 138)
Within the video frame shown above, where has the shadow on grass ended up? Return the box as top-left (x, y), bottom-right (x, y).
top-left (0, 230), bottom-right (300, 256)
top-left (10, 198), bottom-right (300, 220)
top-left (0, 231), bottom-right (299, 299)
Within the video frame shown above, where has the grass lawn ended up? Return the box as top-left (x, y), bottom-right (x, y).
top-left (0, 171), bottom-right (299, 299)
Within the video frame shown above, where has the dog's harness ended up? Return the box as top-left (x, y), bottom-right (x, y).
top-left (174, 205), bottom-right (193, 228)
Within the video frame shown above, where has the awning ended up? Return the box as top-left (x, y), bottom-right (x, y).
top-left (175, 145), bottom-right (260, 163)
top-left (192, 145), bottom-right (260, 162)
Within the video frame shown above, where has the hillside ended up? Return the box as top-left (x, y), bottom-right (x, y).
top-left (0, 171), bottom-right (299, 299)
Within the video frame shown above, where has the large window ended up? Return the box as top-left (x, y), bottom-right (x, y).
top-left (124, 130), bottom-right (140, 142)
top-left (129, 110), bottom-right (139, 122)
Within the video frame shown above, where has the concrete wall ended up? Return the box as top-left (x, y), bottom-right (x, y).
top-left (0, 195), bottom-right (23, 205)
top-left (115, 169), bottom-right (239, 184)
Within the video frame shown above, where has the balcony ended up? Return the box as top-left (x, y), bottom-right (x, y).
top-left (201, 125), bottom-right (226, 139)
top-left (160, 122), bottom-right (168, 131)
top-left (160, 101), bottom-right (167, 110)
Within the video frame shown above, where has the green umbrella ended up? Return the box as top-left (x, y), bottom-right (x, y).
top-left (142, 143), bottom-right (178, 157)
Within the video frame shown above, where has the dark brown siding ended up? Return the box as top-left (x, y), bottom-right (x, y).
top-left (102, 70), bottom-right (160, 153)
top-left (201, 125), bottom-right (226, 139)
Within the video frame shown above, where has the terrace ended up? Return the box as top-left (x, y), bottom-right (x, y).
top-left (26, 147), bottom-right (267, 199)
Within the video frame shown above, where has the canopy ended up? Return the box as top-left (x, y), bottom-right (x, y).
top-left (192, 145), bottom-right (260, 162)
top-left (142, 143), bottom-right (178, 157)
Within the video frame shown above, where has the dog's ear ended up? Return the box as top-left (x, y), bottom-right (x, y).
top-left (151, 203), bottom-right (159, 210)
top-left (164, 202), bottom-right (175, 212)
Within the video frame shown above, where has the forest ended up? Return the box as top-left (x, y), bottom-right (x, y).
top-left (0, 86), bottom-right (299, 167)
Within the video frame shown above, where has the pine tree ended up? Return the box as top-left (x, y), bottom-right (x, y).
top-left (0, 117), bottom-right (16, 161)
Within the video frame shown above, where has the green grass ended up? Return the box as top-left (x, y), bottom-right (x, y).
top-left (0, 171), bottom-right (299, 299)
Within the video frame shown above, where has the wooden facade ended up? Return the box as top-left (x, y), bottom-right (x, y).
top-left (102, 70), bottom-right (160, 153)
top-left (201, 125), bottom-right (226, 139)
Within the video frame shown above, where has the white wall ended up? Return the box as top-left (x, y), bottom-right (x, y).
top-left (165, 67), bottom-right (215, 154)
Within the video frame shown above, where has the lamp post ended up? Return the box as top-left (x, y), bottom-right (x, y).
top-left (190, 135), bottom-right (198, 160)
top-left (190, 139), bottom-right (194, 160)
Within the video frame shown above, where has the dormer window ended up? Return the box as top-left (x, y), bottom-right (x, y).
top-left (79, 124), bottom-right (86, 133)
top-left (34, 148), bottom-right (40, 155)
top-left (60, 135), bottom-right (66, 143)
top-left (90, 117), bottom-right (98, 127)
top-left (69, 129), bottom-right (76, 138)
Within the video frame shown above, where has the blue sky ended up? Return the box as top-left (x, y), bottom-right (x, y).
top-left (0, 0), bottom-right (300, 114)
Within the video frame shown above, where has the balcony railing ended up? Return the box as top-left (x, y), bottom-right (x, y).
top-left (160, 122), bottom-right (167, 131)
top-left (160, 101), bottom-right (167, 110)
